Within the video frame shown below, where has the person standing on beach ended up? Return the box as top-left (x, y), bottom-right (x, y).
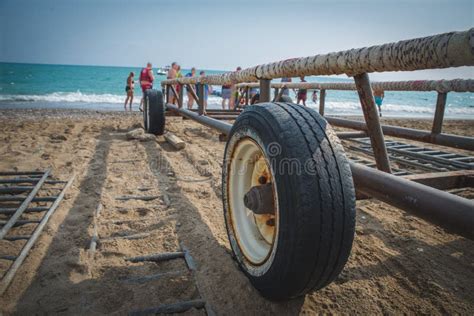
top-left (185, 67), bottom-right (196, 109)
top-left (230, 66), bottom-right (242, 109)
top-left (124, 72), bottom-right (134, 111)
top-left (281, 77), bottom-right (292, 97)
top-left (221, 83), bottom-right (232, 110)
top-left (296, 76), bottom-right (307, 106)
top-left (249, 86), bottom-right (259, 101)
top-left (175, 65), bottom-right (183, 106)
top-left (373, 88), bottom-right (385, 117)
top-left (167, 62), bottom-right (178, 104)
top-left (139, 62), bottom-right (154, 111)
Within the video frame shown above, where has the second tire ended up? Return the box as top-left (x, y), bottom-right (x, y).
top-left (143, 89), bottom-right (165, 135)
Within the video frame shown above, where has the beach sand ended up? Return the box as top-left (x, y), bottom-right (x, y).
top-left (0, 108), bottom-right (473, 314)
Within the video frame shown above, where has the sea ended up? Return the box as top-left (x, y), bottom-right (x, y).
top-left (1, 62), bottom-right (473, 119)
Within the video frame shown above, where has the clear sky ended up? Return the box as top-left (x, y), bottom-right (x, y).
top-left (1, 0), bottom-right (473, 80)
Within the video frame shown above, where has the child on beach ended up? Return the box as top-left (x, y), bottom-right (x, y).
top-left (175, 65), bottom-right (183, 106)
top-left (373, 88), bottom-right (385, 117)
top-left (312, 90), bottom-right (318, 103)
top-left (124, 72), bottom-right (134, 111)
top-left (296, 76), bottom-right (307, 106)
top-left (139, 62), bottom-right (154, 112)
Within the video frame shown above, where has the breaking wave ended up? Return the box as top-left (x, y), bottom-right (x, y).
top-left (1, 92), bottom-right (473, 117)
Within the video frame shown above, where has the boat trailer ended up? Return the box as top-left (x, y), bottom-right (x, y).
top-left (141, 29), bottom-right (473, 300)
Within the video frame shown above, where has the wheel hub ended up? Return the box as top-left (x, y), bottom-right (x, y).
top-left (243, 183), bottom-right (275, 215)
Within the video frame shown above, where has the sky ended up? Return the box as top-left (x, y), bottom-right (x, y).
top-left (1, 0), bottom-right (473, 80)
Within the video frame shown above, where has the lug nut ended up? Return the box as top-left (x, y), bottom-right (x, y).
top-left (266, 218), bottom-right (275, 226)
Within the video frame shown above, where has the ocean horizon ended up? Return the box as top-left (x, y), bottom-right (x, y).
top-left (1, 62), bottom-right (473, 119)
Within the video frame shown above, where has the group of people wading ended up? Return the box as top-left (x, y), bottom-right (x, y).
top-left (124, 62), bottom-right (385, 117)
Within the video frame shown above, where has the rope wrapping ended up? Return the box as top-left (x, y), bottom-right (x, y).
top-left (162, 29), bottom-right (473, 86)
top-left (234, 79), bottom-right (474, 93)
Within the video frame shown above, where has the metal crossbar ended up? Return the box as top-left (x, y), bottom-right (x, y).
top-left (350, 138), bottom-right (474, 171)
top-left (347, 154), bottom-right (411, 176)
top-left (0, 170), bottom-right (75, 295)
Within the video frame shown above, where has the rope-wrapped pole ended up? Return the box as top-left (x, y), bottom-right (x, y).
top-left (162, 29), bottom-right (473, 86)
top-left (235, 79), bottom-right (474, 93)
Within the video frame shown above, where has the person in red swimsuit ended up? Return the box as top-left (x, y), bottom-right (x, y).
top-left (139, 62), bottom-right (154, 111)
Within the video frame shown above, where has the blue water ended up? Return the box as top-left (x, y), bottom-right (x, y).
top-left (1, 62), bottom-right (473, 118)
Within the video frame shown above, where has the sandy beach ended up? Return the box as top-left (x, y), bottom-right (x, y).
top-left (0, 108), bottom-right (473, 314)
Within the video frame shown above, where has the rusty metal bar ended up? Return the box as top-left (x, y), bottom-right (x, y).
top-left (336, 131), bottom-right (368, 139)
top-left (259, 79), bottom-right (271, 102)
top-left (126, 251), bottom-right (185, 263)
top-left (354, 73), bottom-right (392, 173)
top-left (326, 117), bottom-right (474, 151)
top-left (351, 162), bottom-right (474, 240)
top-left (0, 169), bottom-right (50, 240)
top-left (245, 86), bottom-right (250, 105)
top-left (0, 186), bottom-right (34, 194)
top-left (0, 178), bottom-right (66, 184)
top-left (186, 84), bottom-right (200, 105)
top-left (432, 92), bottom-right (447, 134)
top-left (166, 104), bottom-right (232, 134)
top-left (319, 89), bottom-right (326, 116)
top-left (197, 84), bottom-right (205, 115)
top-left (0, 207), bottom-right (50, 215)
top-left (169, 85), bottom-right (180, 107)
top-left (0, 219), bottom-right (41, 227)
top-left (0, 171), bottom-right (44, 176)
top-left (165, 84), bottom-right (170, 104)
top-left (0, 196), bottom-right (57, 202)
top-left (178, 83), bottom-right (184, 109)
top-left (0, 173), bottom-right (75, 295)
top-left (402, 170), bottom-right (474, 190)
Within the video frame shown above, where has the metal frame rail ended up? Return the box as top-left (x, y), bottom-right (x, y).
top-left (234, 79), bottom-right (474, 151)
top-left (0, 170), bottom-right (75, 295)
top-left (161, 29), bottom-right (474, 240)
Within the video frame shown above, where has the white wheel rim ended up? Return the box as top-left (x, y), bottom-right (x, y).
top-left (228, 138), bottom-right (278, 265)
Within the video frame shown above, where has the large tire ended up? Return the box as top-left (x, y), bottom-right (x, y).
top-left (143, 93), bottom-right (148, 131)
top-left (222, 102), bottom-right (355, 300)
top-left (143, 89), bottom-right (165, 135)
